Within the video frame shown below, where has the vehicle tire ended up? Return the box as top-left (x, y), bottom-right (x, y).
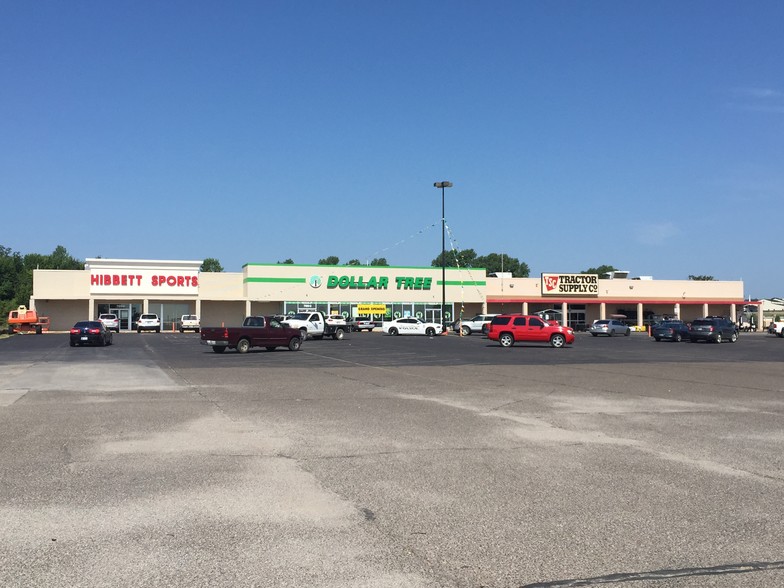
top-left (212, 346), bottom-right (225, 353)
top-left (137, 328), bottom-right (141, 333)
top-left (730, 332), bottom-right (738, 343)
top-left (333, 328), bottom-right (345, 340)
top-left (461, 325), bottom-right (471, 336)
top-left (196, 328), bottom-right (200, 333)
top-left (236, 338), bottom-right (251, 354)
top-left (70, 341), bottom-right (75, 347)
top-left (777, 330), bottom-right (783, 338)
top-left (690, 337), bottom-right (698, 343)
top-left (156, 328), bottom-right (160, 333)
top-left (591, 333), bottom-right (598, 337)
top-left (499, 333), bottom-right (514, 347)
top-left (425, 327), bottom-right (436, 336)
top-left (654, 336), bottom-right (661, 342)
top-left (100, 336), bottom-right (106, 347)
top-left (625, 329), bottom-right (631, 336)
top-left (714, 333), bottom-right (722, 344)
top-left (674, 333), bottom-right (682, 342)
top-left (300, 328), bottom-right (308, 341)
top-left (266, 346), bottom-right (276, 351)
top-left (550, 333), bottom-right (566, 348)
top-left (179, 328), bottom-right (184, 333)
top-left (608, 330), bottom-right (614, 337)
top-left (288, 337), bottom-right (301, 351)
top-left (389, 328), bottom-right (398, 336)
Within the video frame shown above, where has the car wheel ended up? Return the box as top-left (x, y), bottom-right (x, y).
top-left (608, 329), bottom-right (614, 337)
top-left (550, 333), bottom-right (566, 348)
top-left (288, 337), bottom-right (301, 351)
top-left (389, 328), bottom-right (398, 336)
top-left (333, 328), bottom-right (345, 340)
top-left (591, 333), bottom-right (598, 337)
top-left (625, 328), bottom-right (631, 336)
top-left (499, 333), bottom-right (514, 347)
top-left (654, 337), bottom-right (661, 342)
top-left (70, 341), bottom-right (75, 347)
top-left (179, 328), bottom-right (184, 333)
top-left (212, 346), bottom-right (225, 353)
top-left (236, 338), bottom-right (251, 354)
top-left (714, 333), bottom-right (722, 344)
top-left (461, 325), bottom-right (471, 336)
top-left (730, 332), bottom-right (738, 343)
top-left (137, 328), bottom-right (141, 333)
top-left (156, 328), bottom-right (160, 333)
top-left (674, 333), bottom-right (682, 342)
top-left (425, 327), bottom-right (436, 336)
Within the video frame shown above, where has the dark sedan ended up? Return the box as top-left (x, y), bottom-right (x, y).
top-left (651, 320), bottom-right (690, 342)
top-left (70, 320), bottom-right (113, 347)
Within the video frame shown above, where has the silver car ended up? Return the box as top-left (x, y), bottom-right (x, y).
top-left (452, 314), bottom-right (499, 336)
top-left (98, 313), bottom-right (120, 333)
top-left (589, 319), bottom-right (631, 337)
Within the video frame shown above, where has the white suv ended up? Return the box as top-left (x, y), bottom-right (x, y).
top-left (137, 313), bottom-right (161, 333)
top-left (452, 314), bottom-right (499, 336)
top-left (98, 313), bottom-right (120, 333)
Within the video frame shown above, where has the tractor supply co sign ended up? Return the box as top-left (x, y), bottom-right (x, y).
top-left (541, 273), bottom-right (598, 296)
top-left (90, 269), bottom-right (199, 295)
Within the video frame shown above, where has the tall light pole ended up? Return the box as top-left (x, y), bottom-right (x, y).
top-left (434, 181), bottom-right (452, 333)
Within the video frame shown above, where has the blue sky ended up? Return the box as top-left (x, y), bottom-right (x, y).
top-left (2, 2), bottom-right (782, 297)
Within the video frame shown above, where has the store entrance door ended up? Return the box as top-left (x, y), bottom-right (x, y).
top-left (425, 308), bottom-right (442, 326)
top-left (117, 307), bottom-right (131, 331)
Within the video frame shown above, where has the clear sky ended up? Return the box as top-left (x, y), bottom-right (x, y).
top-left (2, 2), bottom-right (782, 297)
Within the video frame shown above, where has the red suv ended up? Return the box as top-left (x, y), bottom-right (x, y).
top-left (487, 314), bottom-right (575, 348)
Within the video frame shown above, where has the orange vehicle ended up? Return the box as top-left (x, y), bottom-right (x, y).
top-left (7, 305), bottom-right (50, 334)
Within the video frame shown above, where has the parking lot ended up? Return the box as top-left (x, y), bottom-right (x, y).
top-left (2, 331), bottom-right (784, 587)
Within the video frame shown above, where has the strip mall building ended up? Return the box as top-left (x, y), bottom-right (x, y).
top-left (31, 258), bottom-right (760, 331)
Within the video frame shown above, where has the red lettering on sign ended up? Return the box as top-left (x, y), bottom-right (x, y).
top-left (544, 276), bottom-right (559, 291)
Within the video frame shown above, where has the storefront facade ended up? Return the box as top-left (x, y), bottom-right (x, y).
top-left (31, 259), bottom-right (759, 331)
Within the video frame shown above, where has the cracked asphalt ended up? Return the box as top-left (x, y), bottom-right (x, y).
top-left (1, 330), bottom-right (783, 587)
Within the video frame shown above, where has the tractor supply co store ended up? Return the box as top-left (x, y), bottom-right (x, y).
top-left (31, 260), bottom-right (759, 331)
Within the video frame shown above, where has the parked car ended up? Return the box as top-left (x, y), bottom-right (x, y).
top-left (179, 314), bottom-right (200, 333)
top-left (98, 313), bottom-right (120, 333)
top-left (137, 313), bottom-right (161, 333)
top-left (70, 320), bottom-right (113, 347)
top-left (382, 317), bottom-right (441, 336)
top-left (348, 316), bottom-right (376, 332)
top-left (589, 319), bottom-right (631, 337)
top-left (451, 314), bottom-right (499, 336)
top-left (651, 320), bottom-right (690, 342)
top-left (688, 317), bottom-right (738, 343)
top-left (486, 314), bottom-right (575, 348)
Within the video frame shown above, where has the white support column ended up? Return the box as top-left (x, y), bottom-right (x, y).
top-left (246, 299), bottom-right (252, 316)
top-left (757, 307), bottom-right (763, 332)
top-left (730, 305), bottom-right (737, 323)
top-left (600, 302), bottom-right (606, 320)
top-left (88, 298), bottom-right (95, 319)
top-left (143, 299), bottom-right (149, 314)
top-left (637, 302), bottom-right (644, 328)
top-left (195, 299), bottom-right (201, 317)
top-left (522, 302), bottom-right (528, 315)
top-left (561, 302), bottom-right (568, 326)
top-left (674, 303), bottom-right (680, 320)
top-left (702, 303), bottom-right (709, 317)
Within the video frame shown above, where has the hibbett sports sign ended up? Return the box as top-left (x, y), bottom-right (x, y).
top-left (541, 273), bottom-right (599, 296)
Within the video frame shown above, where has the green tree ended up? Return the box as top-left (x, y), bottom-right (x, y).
top-left (688, 275), bottom-right (715, 281)
top-left (345, 259), bottom-right (361, 266)
top-left (277, 259), bottom-right (294, 264)
top-left (200, 258), bottom-right (223, 272)
top-left (318, 256), bottom-right (340, 265)
top-left (582, 264), bottom-right (617, 277)
top-left (474, 253), bottom-right (530, 277)
top-left (370, 258), bottom-right (389, 266)
top-left (431, 248), bottom-right (477, 268)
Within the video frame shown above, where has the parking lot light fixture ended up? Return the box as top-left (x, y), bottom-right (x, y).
top-left (434, 181), bottom-right (453, 333)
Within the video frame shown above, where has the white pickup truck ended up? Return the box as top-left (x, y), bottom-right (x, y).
top-left (768, 321), bottom-right (784, 337)
top-left (179, 314), bottom-right (200, 333)
top-left (283, 311), bottom-right (347, 340)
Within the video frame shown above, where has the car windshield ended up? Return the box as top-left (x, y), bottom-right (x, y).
top-left (183, 315), bottom-right (197, 320)
top-left (74, 321), bottom-right (101, 328)
top-left (594, 320), bottom-right (609, 325)
top-left (289, 313), bottom-right (312, 320)
top-left (141, 314), bottom-right (156, 319)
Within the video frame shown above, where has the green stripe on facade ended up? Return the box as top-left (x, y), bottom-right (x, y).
top-left (244, 277), bottom-right (307, 284)
top-left (437, 281), bottom-right (487, 286)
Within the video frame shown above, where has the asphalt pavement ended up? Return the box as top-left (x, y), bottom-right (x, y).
top-left (1, 330), bottom-right (783, 587)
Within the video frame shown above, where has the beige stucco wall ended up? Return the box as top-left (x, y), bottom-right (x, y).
top-left (197, 272), bottom-right (245, 300)
top-left (33, 269), bottom-right (89, 299)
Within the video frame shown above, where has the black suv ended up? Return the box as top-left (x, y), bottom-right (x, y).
top-left (688, 316), bottom-right (739, 344)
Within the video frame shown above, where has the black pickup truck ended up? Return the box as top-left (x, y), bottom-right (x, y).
top-left (200, 316), bottom-right (303, 353)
